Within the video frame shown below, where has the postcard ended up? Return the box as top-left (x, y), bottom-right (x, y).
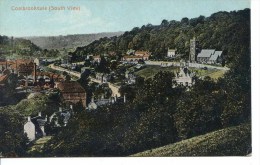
top-left (0, 0), bottom-right (258, 164)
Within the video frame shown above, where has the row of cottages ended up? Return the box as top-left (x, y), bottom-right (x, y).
top-left (122, 50), bottom-right (151, 62)
top-left (197, 49), bottom-right (223, 64)
top-left (56, 81), bottom-right (87, 108)
top-left (88, 95), bottom-right (126, 111)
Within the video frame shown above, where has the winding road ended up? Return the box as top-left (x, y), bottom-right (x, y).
top-left (48, 64), bottom-right (121, 97)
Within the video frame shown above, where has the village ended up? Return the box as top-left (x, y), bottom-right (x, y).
top-left (0, 36), bottom-right (228, 143)
top-left (0, 1), bottom-right (253, 158)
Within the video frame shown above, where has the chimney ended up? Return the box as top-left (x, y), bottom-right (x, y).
top-left (59, 107), bottom-right (62, 112)
top-left (38, 112), bottom-right (41, 116)
top-left (28, 116), bottom-right (31, 122)
top-left (33, 63), bottom-right (37, 83)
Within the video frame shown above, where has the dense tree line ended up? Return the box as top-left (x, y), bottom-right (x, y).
top-left (72, 9), bottom-right (250, 66)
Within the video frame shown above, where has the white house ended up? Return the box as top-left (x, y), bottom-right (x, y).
top-left (167, 48), bottom-right (176, 58)
top-left (24, 117), bottom-right (36, 141)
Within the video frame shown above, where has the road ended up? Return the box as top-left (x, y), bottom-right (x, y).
top-left (145, 61), bottom-right (230, 71)
top-left (48, 64), bottom-right (121, 97)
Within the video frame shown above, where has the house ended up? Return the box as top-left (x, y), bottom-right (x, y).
top-left (173, 67), bottom-right (195, 87)
top-left (121, 55), bottom-right (143, 62)
top-left (56, 81), bottom-right (87, 107)
top-left (49, 107), bottom-right (71, 127)
top-left (24, 112), bottom-right (47, 141)
top-left (134, 51), bottom-right (150, 57)
top-left (96, 73), bottom-right (111, 83)
top-left (88, 97), bottom-right (97, 110)
top-left (167, 48), bottom-right (176, 58)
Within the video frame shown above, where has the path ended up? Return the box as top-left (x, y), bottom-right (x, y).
top-left (48, 64), bottom-right (121, 97)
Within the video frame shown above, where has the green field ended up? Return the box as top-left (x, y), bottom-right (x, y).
top-left (134, 65), bottom-right (178, 79)
top-left (131, 123), bottom-right (251, 156)
top-left (29, 136), bottom-right (53, 153)
top-left (134, 65), bottom-right (227, 80)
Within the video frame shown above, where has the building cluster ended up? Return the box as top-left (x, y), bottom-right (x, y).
top-left (24, 107), bottom-right (72, 142)
top-left (189, 37), bottom-right (223, 64)
top-left (0, 58), bottom-right (65, 90)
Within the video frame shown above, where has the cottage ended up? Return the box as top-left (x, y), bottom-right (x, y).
top-left (167, 48), bottom-right (176, 58)
top-left (134, 51), bottom-right (150, 57)
top-left (121, 55), bottom-right (143, 62)
top-left (24, 112), bottom-right (47, 142)
top-left (49, 107), bottom-right (71, 127)
top-left (173, 67), bottom-right (195, 87)
top-left (56, 81), bottom-right (87, 107)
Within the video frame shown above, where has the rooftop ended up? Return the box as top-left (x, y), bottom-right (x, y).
top-left (197, 49), bottom-right (215, 58)
top-left (57, 81), bottom-right (86, 93)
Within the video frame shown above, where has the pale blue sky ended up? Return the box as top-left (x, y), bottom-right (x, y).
top-left (0, 0), bottom-right (250, 37)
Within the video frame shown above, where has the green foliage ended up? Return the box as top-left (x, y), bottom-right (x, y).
top-left (131, 122), bottom-right (251, 156)
top-left (0, 106), bottom-right (29, 157)
top-left (15, 92), bottom-right (61, 117)
top-left (72, 9), bottom-right (250, 64)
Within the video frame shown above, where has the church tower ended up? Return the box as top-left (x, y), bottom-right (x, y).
top-left (189, 37), bottom-right (197, 63)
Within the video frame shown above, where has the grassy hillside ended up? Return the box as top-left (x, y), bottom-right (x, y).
top-left (24, 32), bottom-right (124, 50)
top-left (131, 123), bottom-right (251, 156)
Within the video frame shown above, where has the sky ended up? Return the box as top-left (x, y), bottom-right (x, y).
top-left (0, 0), bottom-right (250, 37)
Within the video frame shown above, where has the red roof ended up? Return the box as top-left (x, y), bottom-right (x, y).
top-left (0, 74), bottom-right (8, 83)
top-left (57, 81), bottom-right (86, 93)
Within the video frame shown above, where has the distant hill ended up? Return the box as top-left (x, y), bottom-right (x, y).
top-left (23, 32), bottom-right (124, 50)
top-left (131, 123), bottom-right (251, 156)
top-left (0, 35), bottom-right (41, 59)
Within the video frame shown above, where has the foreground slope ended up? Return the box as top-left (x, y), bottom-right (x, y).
top-left (131, 123), bottom-right (251, 156)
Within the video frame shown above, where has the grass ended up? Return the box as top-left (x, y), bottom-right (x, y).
top-left (131, 123), bottom-right (251, 156)
top-left (134, 65), bottom-right (226, 80)
top-left (134, 65), bottom-right (178, 79)
top-left (29, 136), bottom-right (53, 152)
top-left (191, 68), bottom-right (227, 80)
